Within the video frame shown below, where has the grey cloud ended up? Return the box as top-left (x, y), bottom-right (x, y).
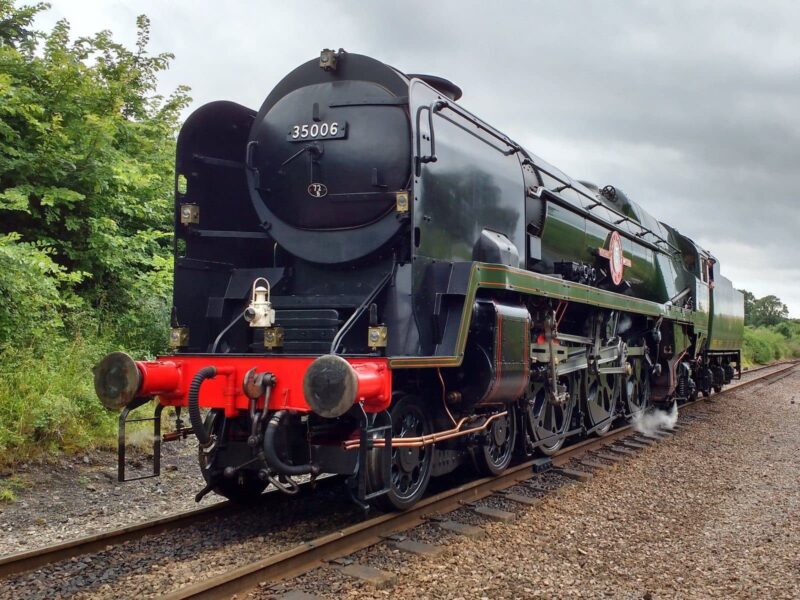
top-left (39, 0), bottom-right (800, 314)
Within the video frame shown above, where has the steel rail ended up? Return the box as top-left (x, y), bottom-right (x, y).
top-left (742, 360), bottom-right (796, 376)
top-left (764, 368), bottom-right (797, 386)
top-left (0, 501), bottom-right (232, 579)
top-left (161, 361), bottom-right (797, 600)
top-left (0, 473), bottom-right (340, 579)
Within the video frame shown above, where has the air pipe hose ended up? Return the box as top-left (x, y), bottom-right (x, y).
top-left (263, 410), bottom-right (319, 476)
top-left (189, 366), bottom-right (217, 447)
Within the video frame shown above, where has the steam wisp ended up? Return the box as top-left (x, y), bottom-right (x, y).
top-left (617, 314), bottom-right (633, 335)
top-left (631, 401), bottom-right (678, 436)
top-left (127, 428), bottom-right (157, 447)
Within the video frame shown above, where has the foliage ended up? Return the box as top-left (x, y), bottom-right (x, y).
top-left (749, 295), bottom-right (789, 327)
top-left (0, 475), bottom-right (27, 502)
top-left (0, 0), bottom-right (45, 54)
top-left (0, 232), bottom-right (75, 347)
top-left (742, 327), bottom-right (787, 366)
top-left (0, 333), bottom-right (118, 457)
top-left (739, 290), bottom-right (795, 364)
top-left (0, 1), bottom-right (188, 460)
top-left (741, 321), bottom-right (800, 366)
top-left (739, 289), bottom-right (789, 327)
top-left (741, 289), bottom-right (756, 325)
top-left (0, 1), bottom-right (188, 319)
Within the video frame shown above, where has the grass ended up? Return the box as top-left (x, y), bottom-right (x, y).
top-left (0, 475), bottom-right (28, 503)
top-left (0, 297), bottom-right (170, 467)
top-left (0, 333), bottom-right (121, 464)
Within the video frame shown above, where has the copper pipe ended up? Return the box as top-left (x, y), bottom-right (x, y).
top-left (386, 411), bottom-right (508, 447)
top-left (556, 301), bottom-right (568, 329)
top-left (342, 411), bottom-right (507, 450)
top-left (437, 368), bottom-right (458, 427)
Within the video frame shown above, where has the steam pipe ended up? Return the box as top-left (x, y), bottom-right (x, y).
top-left (188, 366), bottom-right (217, 447)
top-left (263, 410), bottom-right (320, 476)
top-left (342, 411), bottom-right (508, 450)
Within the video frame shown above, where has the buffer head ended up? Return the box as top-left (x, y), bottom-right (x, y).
top-left (303, 354), bottom-right (358, 418)
top-left (93, 351), bottom-right (141, 411)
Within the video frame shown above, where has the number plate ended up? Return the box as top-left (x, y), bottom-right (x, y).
top-left (287, 121), bottom-right (347, 142)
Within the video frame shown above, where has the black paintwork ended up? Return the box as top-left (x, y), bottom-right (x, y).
top-left (161, 51), bottom-right (746, 503)
top-left (246, 54), bottom-right (411, 265)
top-left (171, 50), bottom-right (741, 372)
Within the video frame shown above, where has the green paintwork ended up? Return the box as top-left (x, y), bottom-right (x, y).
top-left (390, 262), bottom-right (699, 369)
top-left (708, 274), bottom-right (744, 351)
top-left (402, 80), bottom-right (739, 372)
top-left (673, 322), bottom-right (691, 357)
top-left (535, 185), bottom-right (701, 307)
top-left (540, 202), bottom-right (587, 266)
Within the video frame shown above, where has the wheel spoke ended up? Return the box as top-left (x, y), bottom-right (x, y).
top-left (476, 409), bottom-right (517, 475)
top-left (625, 358), bottom-right (650, 417)
top-left (529, 379), bottom-right (574, 454)
top-left (586, 367), bottom-right (619, 435)
top-left (370, 396), bottom-right (435, 507)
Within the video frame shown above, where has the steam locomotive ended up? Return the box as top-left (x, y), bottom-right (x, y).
top-left (94, 50), bottom-right (744, 510)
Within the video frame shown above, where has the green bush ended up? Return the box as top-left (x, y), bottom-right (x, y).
top-left (742, 326), bottom-right (797, 366)
top-left (0, 307), bottom-right (172, 462)
top-left (0, 233), bottom-right (73, 348)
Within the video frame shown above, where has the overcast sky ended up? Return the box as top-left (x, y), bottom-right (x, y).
top-left (37, 1), bottom-right (800, 316)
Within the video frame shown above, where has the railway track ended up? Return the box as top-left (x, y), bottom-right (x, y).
top-left (0, 473), bottom-right (343, 580)
top-left (164, 361), bottom-right (797, 600)
top-left (0, 360), bottom-right (794, 598)
top-left (0, 500), bottom-right (231, 579)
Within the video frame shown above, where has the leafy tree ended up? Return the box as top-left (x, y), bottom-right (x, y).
top-left (0, 2), bottom-right (192, 457)
top-left (773, 320), bottom-right (799, 339)
top-left (738, 289), bottom-right (790, 328)
top-left (750, 294), bottom-right (788, 327)
top-left (0, 1), bottom-right (190, 347)
top-left (0, 0), bottom-right (44, 52)
top-left (739, 289), bottom-right (756, 325)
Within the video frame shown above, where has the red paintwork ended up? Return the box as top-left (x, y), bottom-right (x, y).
top-left (598, 231), bottom-right (632, 286)
top-left (133, 355), bottom-right (392, 418)
top-left (137, 360), bottom-right (182, 396)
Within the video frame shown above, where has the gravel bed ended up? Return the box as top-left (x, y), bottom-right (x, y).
top-left (0, 437), bottom-right (214, 557)
top-left (564, 457), bottom-right (607, 471)
top-left (408, 520), bottom-right (460, 544)
top-left (504, 482), bottom-right (545, 498)
top-left (530, 470), bottom-right (576, 490)
top-left (261, 468), bottom-right (591, 599)
top-left (475, 494), bottom-right (521, 513)
top-left (264, 565), bottom-right (348, 598)
top-left (259, 369), bottom-right (800, 599)
top-left (681, 414), bottom-right (708, 422)
top-left (264, 519), bottom-right (466, 599)
top-left (0, 478), bottom-right (364, 599)
top-left (584, 452), bottom-right (624, 466)
top-left (439, 506), bottom-right (487, 528)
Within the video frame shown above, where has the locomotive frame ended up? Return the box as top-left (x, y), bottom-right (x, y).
top-left (94, 50), bottom-right (744, 511)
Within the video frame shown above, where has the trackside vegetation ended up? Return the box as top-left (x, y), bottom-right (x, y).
top-left (0, 2), bottom-right (795, 466)
top-left (0, 1), bottom-right (188, 461)
top-left (739, 291), bottom-right (799, 367)
top-left (742, 322), bottom-right (800, 367)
